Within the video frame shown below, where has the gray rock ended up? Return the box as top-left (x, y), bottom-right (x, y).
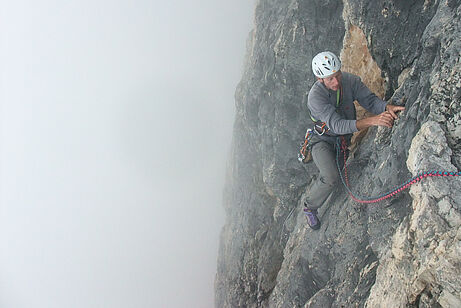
top-left (216, 1), bottom-right (461, 307)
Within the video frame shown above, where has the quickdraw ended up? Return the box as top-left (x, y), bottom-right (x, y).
top-left (314, 122), bottom-right (329, 135)
top-left (335, 137), bottom-right (461, 204)
top-left (298, 128), bottom-right (314, 163)
top-left (298, 122), bottom-right (333, 163)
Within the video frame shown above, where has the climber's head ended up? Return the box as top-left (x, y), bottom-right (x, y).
top-left (312, 51), bottom-right (342, 91)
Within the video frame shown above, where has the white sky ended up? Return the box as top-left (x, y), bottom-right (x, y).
top-left (0, 1), bottom-right (254, 307)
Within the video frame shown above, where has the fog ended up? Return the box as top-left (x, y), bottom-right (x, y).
top-left (0, 1), bottom-right (254, 307)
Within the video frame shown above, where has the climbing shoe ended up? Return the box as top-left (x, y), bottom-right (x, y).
top-left (304, 208), bottom-right (320, 230)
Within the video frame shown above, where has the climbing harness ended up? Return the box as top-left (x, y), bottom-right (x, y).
top-left (335, 137), bottom-right (461, 204)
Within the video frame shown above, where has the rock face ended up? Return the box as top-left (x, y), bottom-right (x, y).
top-left (215, 1), bottom-right (461, 307)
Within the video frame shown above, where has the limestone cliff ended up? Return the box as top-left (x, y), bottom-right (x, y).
top-left (215, 1), bottom-right (461, 307)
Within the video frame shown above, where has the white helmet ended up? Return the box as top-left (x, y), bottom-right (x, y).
top-left (311, 51), bottom-right (341, 78)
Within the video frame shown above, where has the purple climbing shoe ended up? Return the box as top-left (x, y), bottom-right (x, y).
top-left (304, 208), bottom-right (321, 230)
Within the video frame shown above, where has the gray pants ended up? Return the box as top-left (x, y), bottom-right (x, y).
top-left (304, 141), bottom-right (342, 210)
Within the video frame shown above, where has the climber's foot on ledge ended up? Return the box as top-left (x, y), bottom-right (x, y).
top-left (304, 207), bottom-right (320, 230)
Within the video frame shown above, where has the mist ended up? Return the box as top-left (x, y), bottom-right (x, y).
top-left (0, 1), bottom-right (254, 307)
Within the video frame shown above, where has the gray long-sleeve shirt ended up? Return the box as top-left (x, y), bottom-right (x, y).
top-left (307, 72), bottom-right (387, 136)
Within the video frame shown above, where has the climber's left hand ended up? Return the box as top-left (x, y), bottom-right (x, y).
top-left (385, 104), bottom-right (405, 119)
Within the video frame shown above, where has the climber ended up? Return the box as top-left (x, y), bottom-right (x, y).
top-left (303, 51), bottom-right (405, 230)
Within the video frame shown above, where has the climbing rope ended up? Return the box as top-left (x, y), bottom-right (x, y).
top-left (335, 137), bottom-right (461, 204)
